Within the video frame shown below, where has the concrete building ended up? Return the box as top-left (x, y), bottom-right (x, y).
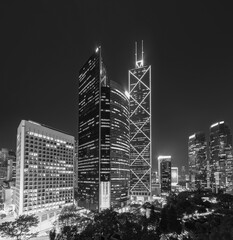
top-left (15, 120), bottom-right (74, 215)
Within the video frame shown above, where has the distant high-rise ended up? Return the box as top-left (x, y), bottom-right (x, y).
top-left (78, 47), bottom-right (130, 211)
top-left (0, 149), bottom-right (8, 199)
top-left (171, 167), bottom-right (178, 186)
top-left (15, 120), bottom-right (74, 215)
top-left (179, 165), bottom-right (186, 187)
top-left (158, 156), bottom-right (171, 194)
top-left (188, 132), bottom-right (207, 189)
top-left (129, 41), bottom-right (152, 201)
top-left (209, 121), bottom-right (233, 192)
top-left (0, 149), bottom-right (16, 198)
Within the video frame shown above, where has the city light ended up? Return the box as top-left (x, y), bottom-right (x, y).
top-left (125, 90), bottom-right (130, 99)
top-left (158, 155), bottom-right (171, 160)
top-left (189, 134), bottom-right (195, 139)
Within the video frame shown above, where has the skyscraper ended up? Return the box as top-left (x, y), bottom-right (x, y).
top-left (110, 81), bottom-right (130, 208)
top-left (15, 120), bottom-right (74, 215)
top-left (188, 132), bottom-right (207, 189)
top-left (129, 41), bottom-right (152, 202)
top-left (78, 47), bottom-right (130, 211)
top-left (158, 156), bottom-right (171, 194)
top-left (209, 121), bottom-right (233, 192)
top-left (171, 167), bottom-right (178, 186)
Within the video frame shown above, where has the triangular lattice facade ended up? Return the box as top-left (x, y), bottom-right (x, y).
top-left (129, 65), bottom-right (151, 198)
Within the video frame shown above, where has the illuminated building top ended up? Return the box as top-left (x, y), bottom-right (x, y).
top-left (210, 121), bottom-right (224, 128)
top-left (135, 40), bottom-right (144, 68)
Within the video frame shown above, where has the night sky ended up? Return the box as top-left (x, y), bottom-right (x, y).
top-left (1, 1), bottom-right (233, 171)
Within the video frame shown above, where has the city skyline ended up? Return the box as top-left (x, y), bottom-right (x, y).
top-left (1, 1), bottom-right (233, 171)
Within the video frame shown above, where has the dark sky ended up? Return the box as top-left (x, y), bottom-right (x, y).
top-left (1, 1), bottom-right (233, 171)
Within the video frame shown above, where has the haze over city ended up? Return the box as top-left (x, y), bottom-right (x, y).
top-left (1, 0), bottom-right (233, 171)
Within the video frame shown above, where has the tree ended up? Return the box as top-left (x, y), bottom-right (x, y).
top-left (0, 214), bottom-right (39, 240)
top-left (57, 204), bottom-right (92, 237)
top-left (217, 193), bottom-right (233, 209)
top-left (78, 209), bottom-right (159, 240)
top-left (167, 205), bottom-right (182, 234)
top-left (49, 229), bottom-right (56, 240)
top-left (159, 207), bottom-right (168, 234)
top-left (79, 209), bottom-right (119, 240)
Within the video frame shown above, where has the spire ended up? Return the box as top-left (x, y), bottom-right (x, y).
top-left (135, 40), bottom-right (144, 68)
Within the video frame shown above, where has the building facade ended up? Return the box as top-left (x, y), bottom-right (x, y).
top-left (0, 149), bottom-right (16, 199)
top-left (15, 120), bottom-right (74, 215)
top-left (209, 121), bottom-right (233, 193)
top-left (110, 81), bottom-right (130, 208)
top-left (158, 156), bottom-right (171, 194)
top-left (188, 132), bottom-right (207, 189)
top-left (129, 42), bottom-right (152, 201)
top-left (171, 167), bottom-right (178, 186)
top-left (78, 48), bottom-right (130, 211)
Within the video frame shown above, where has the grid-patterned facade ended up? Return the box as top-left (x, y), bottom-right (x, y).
top-left (0, 149), bottom-right (8, 199)
top-left (110, 81), bottom-right (130, 208)
top-left (0, 149), bottom-right (16, 199)
top-left (158, 156), bottom-right (171, 194)
top-left (78, 48), bottom-right (111, 211)
top-left (129, 62), bottom-right (151, 199)
top-left (15, 120), bottom-right (74, 215)
top-left (209, 121), bottom-right (233, 192)
top-left (188, 132), bottom-right (207, 189)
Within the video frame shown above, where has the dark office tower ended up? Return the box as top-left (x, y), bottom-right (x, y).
top-left (188, 132), bottom-right (207, 190)
top-left (129, 41), bottom-right (152, 202)
top-left (209, 121), bottom-right (233, 193)
top-left (78, 47), bottom-right (111, 211)
top-left (78, 48), bottom-right (130, 211)
top-left (110, 81), bottom-right (130, 208)
top-left (158, 156), bottom-right (171, 194)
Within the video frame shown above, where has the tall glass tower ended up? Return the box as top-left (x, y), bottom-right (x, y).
top-left (78, 48), bottom-right (130, 211)
top-left (78, 47), bottom-right (110, 211)
top-left (188, 132), bottom-right (207, 190)
top-left (129, 41), bottom-right (151, 201)
top-left (110, 81), bottom-right (130, 208)
top-left (209, 121), bottom-right (233, 193)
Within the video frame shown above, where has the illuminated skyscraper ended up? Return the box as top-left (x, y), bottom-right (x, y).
top-left (188, 132), bottom-right (207, 189)
top-left (129, 41), bottom-right (152, 201)
top-left (158, 156), bottom-right (171, 194)
top-left (209, 121), bottom-right (233, 192)
top-left (110, 81), bottom-right (130, 208)
top-left (78, 48), bottom-right (130, 211)
top-left (15, 120), bottom-right (74, 215)
top-left (78, 47), bottom-right (110, 211)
